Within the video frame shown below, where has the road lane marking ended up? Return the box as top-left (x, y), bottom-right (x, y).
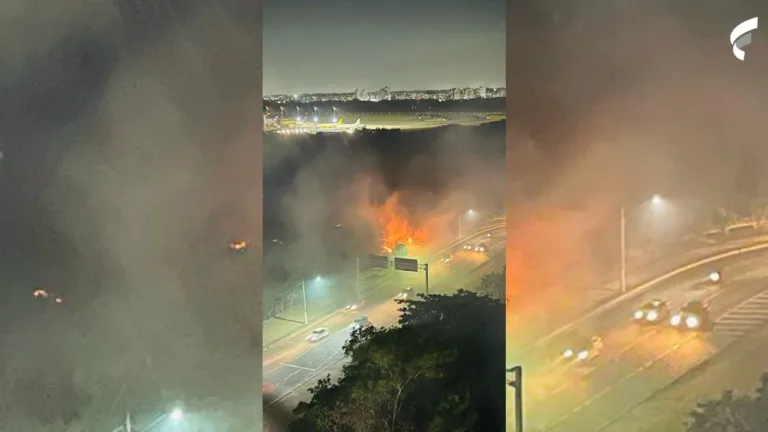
top-left (542, 284), bottom-right (740, 402)
top-left (265, 248), bottom-right (501, 408)
top-left (306, 351), bottom-right (332, 366)
top-left (538, 282), bottom-right (742, 402)
top-left (282, 369), bottom-right (305, 384)
top-left (544, 286), bottom-right (768, 430)
top-left (545, 333), bottom-right (698, 430)
top-left (277, 363), bottom-right (316, 372)
top-left (713, 289), bottom-right (768, 339)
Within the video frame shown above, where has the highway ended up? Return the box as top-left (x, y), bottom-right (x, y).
top-left (513, 249), bottom-right (768, 432)
top-left (262, 224), bottom-right (505, 348)
top-left (600, 313), bottom-right (768, 432)
top-left (263, 231), bottom-right (506, 420)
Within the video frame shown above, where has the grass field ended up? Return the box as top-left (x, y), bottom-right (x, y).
top-left (328, 112), bottom-right (504, 128)
top-left (264, 111), bottom-right (505, 132)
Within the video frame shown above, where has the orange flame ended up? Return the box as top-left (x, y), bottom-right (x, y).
top-left (349, 176), bottom-right (455, 254)
top-left (375, 193), bottom-right (437, 251)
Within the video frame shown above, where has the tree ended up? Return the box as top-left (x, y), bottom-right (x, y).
top-left (686, 373), bottom-right (768, 431)
top-left (477, 266), bottom-right (505, 301)
top-left (292, 290), bottom-right (505, 431)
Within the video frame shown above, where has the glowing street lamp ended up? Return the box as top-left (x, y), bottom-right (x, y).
top-left (620, 194), bottom-right (665, 292)
top-left (116, 406), bottom-right (184, 432)
top-left (169, 407), bottom-right (184, 422)
top-left (459, 209), bottom-right (475, 239)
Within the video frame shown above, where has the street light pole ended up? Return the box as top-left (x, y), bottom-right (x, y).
top-left (125, 413), bottom-right (132, 432)
top-left (620, 205), bottom-right (627, 293)
top-left (458, 213), bottom-right (462, 239)
top-left (301, 279), bottom-right (308, 324)
top-left (424, 263), bottom-right (429, 295)
top-left (356, 256), bottom-right (361, 299)
top-left (507, 366), bottom-right (523, 432)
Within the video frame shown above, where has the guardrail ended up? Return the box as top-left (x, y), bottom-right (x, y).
top-left (526, 240), bottom-right (768, 353)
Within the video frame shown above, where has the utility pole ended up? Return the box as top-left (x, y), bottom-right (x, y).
top-left (507, 366), bottom-right (523, 432)
top-left (355, 256), bottom-right (361, 299)
top-left (620, 205), bottom-right (627, 293)
top-left (424, 263), bottom-right (429, 295)
top-left (301, 279), bottom-right (308, 324)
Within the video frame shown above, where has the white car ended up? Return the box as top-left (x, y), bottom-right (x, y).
top-left (463, 242), bottom-right (474, 251)
top-left (394, 287), bottom-right (415, 300)
top-left (345, 302), bottom-right (364, 311)
top-left (350, 316), bottom-right (371, 330)
top-left (306, 328), bottom-right (330, 342)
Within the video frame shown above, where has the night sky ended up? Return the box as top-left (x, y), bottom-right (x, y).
top-left (263, 0), bottom-right (505, 95)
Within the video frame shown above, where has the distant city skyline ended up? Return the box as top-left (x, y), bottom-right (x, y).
top-left (264, 85), bottom-right (506, 103)
top-left (264, 85), bottom-right (505, 97)
top-left (263, 0), bottom-right (505, 95)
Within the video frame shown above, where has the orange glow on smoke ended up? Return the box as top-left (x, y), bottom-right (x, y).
top-left (354, 188), bottom-right (453, 253)
top-left (349, 175), bottom-right (455, 254)
top-left (505, 199), bottom-right (619, 346)
top-left (377, 193), bottom-right (429, 250)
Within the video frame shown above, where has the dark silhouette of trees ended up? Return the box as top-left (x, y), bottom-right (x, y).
top-left (478, 266), bottom-right (506, 301)
top-left (291, 290), bottom-right (505, 431)
top-left (687, 373), bottom-right (768, 431)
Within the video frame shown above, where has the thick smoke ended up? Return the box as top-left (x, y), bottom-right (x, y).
top-left (0, 1), bottom-right (262, 429)
top-left (507, 0), bottom-right (768, 330)
top-left (264, 123), bottom-right (505, 297)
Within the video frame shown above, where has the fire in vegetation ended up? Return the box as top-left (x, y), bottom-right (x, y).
top-left (374, 193), bottom-right (446, 254)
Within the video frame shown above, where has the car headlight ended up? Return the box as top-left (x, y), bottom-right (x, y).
top-left (686, 316), bottom-right (700, 328)
top-left (708, 271), bottom-right (721, 283)
top-left (633, 310), bottom-right (644, 320)
top-left (670, 314), bottom-right (682, 326)
top-left (563, 349), bottom-right (574, 358)
top-left (577, 350), bottom-right (589, 360)
top-left (646, 310), bottom-right (659, 321)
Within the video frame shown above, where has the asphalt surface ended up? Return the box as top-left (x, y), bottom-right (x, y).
top-left (263, 233), bottom-right (507, 417)
top-left (513, 250), bottom-right (768, 431)
top-left (509, 234), bottom-right (768, 351)
top-left (600, 314), bottom-right (768, 432)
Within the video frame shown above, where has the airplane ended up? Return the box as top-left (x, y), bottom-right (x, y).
top-left (315, 118), bottom-right (363, 132)
top-left (282, 115), bottom-right (308, 126)
top-left (274, 118), bottom-right (365, 136)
